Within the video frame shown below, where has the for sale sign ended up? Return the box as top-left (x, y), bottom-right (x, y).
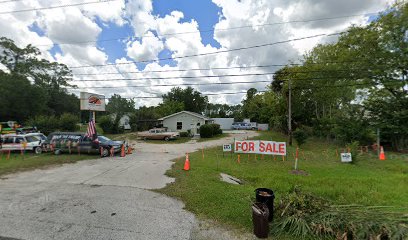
top-left (234, 140), bottom-right (286, 156)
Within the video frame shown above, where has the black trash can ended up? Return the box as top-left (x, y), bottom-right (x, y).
top-left (255, 188), bottom-right (275, 222)
top-left (252, 202), bottom-right (269, 238)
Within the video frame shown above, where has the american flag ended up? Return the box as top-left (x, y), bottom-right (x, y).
top-left (85, 118), bottom-right (97, 140)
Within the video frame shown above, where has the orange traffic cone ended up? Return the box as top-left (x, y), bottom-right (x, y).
top-left (127, 146), bottom-right (133, 154)
top-left (120, 144), bottom-right (126, 157)
top-left (183, 153), bottom-right (190, 171)
top-left (379, 146), bottom-right (386, 161)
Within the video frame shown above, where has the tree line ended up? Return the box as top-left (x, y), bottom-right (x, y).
top-left (1, 2), bottom-right (406, 150)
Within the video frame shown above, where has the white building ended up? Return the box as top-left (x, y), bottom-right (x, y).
top-left (212, 118), bottom-right (234, 130)
top-left (158, 111), bottom-right (213, 135)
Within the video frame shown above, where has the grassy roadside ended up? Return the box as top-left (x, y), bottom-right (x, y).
top-left (197, 133), bottom-right (230, 142)
top-left (0, 152), bottom-right (96, 177)
top-left (157, 131), bottom-right (408, 238)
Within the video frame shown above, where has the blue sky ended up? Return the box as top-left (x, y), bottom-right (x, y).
top-left (94, 0), bottom-right (222, 68)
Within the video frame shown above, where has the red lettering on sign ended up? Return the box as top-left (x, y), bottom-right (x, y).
top-left (273, 142), bottom-right (278, 152)
top-left (266, 143), bottom-right (272, 152)
top-left (259, 142), bottom-right (265, 152)
top-left (249, 142), bottom-right (255, 151)
top-left (235, 142), bottom-right (241, 151)
top-left (279, 143), bottom-right (285, 154)
top-left (242, 142), bottom-right (248, 151)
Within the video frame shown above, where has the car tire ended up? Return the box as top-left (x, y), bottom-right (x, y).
top-left (34, 146), bottom-right (42, 154)
top-left (164, 136), bottom-right (170, 141)
top-left (102, 148), bottom-right (110, 157)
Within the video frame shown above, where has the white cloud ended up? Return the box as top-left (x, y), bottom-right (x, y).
top-left (126, 31), bottom-right (164, 61)
top-left (0, 0), bottom-right (394, 107)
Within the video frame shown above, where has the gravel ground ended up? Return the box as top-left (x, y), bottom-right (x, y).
top-left (0, 131), bottom-right (259, 240)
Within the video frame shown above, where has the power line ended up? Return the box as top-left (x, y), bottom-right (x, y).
top-left (71, 63), bottom-right (379, 76)
top-left (72, 90), bottom-right (266, 99)
top-left (69, 67), bottom-right (384, 81)
top-left (68, 75), bottom-right (405, 90)
top-left (68, 32), bottom-right (342, 69)
top-left (32, 11), bottom-right (380, 47)
top-left (0, 0), bottom-right (118, 15)
top-left (0, 0), bottom-right (23, 3)
top-left (70, 72), bottom-right (275, 81)
top-left (69, 80), bottom-right (271, 89)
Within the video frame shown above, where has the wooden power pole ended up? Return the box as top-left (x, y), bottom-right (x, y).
top-left (288, 78), bottom-right (292, 146)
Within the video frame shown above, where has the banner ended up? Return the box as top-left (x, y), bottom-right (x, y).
top-left (234, 140), bottom-right (286, 156)
top-left (80, 92), bottom-right (106, 111)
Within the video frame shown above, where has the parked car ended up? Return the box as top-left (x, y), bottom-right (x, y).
top-left (232, 122), bottom-right (253, 130)
top-left (43, 132), bottom-right (128, 157)
top-left (138, 128), bottom-right (180, 141)
top-left (0, 133), bottom-right (46, 154)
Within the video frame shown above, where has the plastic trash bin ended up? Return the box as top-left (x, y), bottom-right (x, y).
top-left (252, 202), bottom-right (269, 238)
top-left (255, 188), bottom-right (275, 222)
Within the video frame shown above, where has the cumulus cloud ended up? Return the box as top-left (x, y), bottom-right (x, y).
top-left (126, 31), bottom-right (164, 61)
top-left (0, 0), bottom-right (393, 107)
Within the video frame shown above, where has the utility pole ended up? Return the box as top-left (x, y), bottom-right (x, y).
top-left (288, 78), bottom-right (292, 146)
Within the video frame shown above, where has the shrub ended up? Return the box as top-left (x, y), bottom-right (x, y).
top-left (26, 115), bottom-right (59, 135)
top-left (200, 124), bottom-right (213, 138)
top-left (59, 113), bottom-right (79, 132)
top-left (200, 124), bottom-right (222, 138)
top-left (98, 115), bottom-right (114, 134)
top-left (180, 131), bottom-right (189, 137)
top-left (293, 128), bottom-right (308, 147)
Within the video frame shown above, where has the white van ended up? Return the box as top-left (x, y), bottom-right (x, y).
top-left (0, 133), bottom-right (46, 154)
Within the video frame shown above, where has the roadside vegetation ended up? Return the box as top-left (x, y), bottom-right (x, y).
top-left (0, 152), bottom-right (96, 177)
top-left (158, 131), bottom-right (408, 239)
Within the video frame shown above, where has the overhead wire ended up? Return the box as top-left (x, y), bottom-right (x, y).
top-left (29, 10), bottom-right (380, 47)
top-left (68, 32), bottom-right (343, 69)
top-left (69, 67), bottom-right (388, 81)
top-left (0, 0), bottom-right (118, 14)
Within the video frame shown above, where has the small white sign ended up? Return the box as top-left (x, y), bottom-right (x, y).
top-left (223, 144), bottom-right (232, 152)
top-left (341, 153), bottom-right (352, 163)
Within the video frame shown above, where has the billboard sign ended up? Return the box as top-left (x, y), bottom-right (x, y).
top-left (80, 92), bottom-right (106, 111)
top-left (234, 140), bottom-right (286, 156)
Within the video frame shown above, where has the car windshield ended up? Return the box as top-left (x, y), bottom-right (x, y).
top-left (98, 136), bottom-right (111, 143)
top-left (26, 136), bottom-right (39, 142)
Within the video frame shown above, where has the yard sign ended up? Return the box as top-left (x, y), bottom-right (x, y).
top-left (223, 144), bottom-right (232, 152)
top-left (234, 140), bottom-right (286, 156)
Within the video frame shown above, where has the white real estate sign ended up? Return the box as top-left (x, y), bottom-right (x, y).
top-left (234, 140), bottom-right (286, 156)
top-left (80, 92), bottom-right (106, 111)
top-left (223, 144), bottom-right (232, 152)
top-left (341, 153), bottom-right (352, 162)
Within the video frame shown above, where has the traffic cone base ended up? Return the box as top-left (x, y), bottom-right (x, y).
top-left (120, 145), bottom-right (126, 157)
top-left (183, 153), bottom-right (190, 171)
top-left (379, 146), bottom-right (386, 161)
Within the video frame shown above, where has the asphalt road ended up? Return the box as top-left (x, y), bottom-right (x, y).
top-left (0, 131), bottom-right (258, 240)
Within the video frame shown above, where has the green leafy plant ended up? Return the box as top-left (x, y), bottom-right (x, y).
top-left (293, 128), bottom-right (308, 147)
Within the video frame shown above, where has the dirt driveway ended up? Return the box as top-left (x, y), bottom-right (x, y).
top-left (0, 131), bottom-right (258, 240)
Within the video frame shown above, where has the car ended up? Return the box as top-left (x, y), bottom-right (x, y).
top-left (232, 122), bottom-right (253, 130)
top-left (43, 132), bottom-right (128, 157)
top-left (138, 128), bottom-right (180, 141)
top-left (0, 133), bottom-right (46, 154)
